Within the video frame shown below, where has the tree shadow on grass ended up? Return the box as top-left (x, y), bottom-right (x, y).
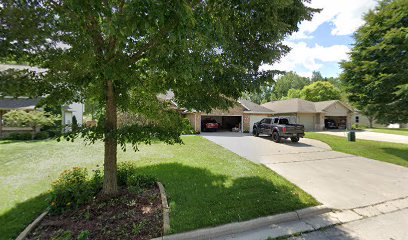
top-left (0, 163), bottom-right (317, 238)
top-left (134, 163), bottom-right (317, 234)
top-left (0, 193), bottom-right (48, 240)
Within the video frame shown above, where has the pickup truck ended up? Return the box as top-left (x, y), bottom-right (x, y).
top-left (252, 117), bottom-right (305, 143)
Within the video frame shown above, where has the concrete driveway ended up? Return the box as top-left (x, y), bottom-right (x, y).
top-left (315, 130), bottom-right (408, 144)
top-left (202, 132), bottom-right (408, 210)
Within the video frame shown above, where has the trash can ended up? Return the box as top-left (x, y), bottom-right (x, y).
top-left (347, 131), bottom-right (356, 142)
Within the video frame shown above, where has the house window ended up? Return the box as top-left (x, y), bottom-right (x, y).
top-left (355, 116), bottom-right (359, 123)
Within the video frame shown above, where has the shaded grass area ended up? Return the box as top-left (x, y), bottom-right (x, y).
top-left (368, 128), bottom-right (408, 136)
top-left (306, 132), bottom-right (408, 167)
top-left (0, 137), bottom-right (317, 239)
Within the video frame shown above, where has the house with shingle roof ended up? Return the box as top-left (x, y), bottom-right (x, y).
top-left (158, 91), bottom-right (273, 133)
top-left (0, 64), bottom-right (85, 137)
top-left (183, 98), bottom-right (274, 133)
top-left (261, 98), bottom-right (355, 131)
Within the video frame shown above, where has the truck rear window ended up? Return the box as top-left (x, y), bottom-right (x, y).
top-left (278, 119), bottom-right (289, 125)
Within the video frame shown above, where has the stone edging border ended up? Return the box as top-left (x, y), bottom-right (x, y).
top-left (151, 205), bottom-right (331, 240)
top-left (16, 182), bottom-right (171, 240)
top-left (157, 181), bottom-right (171, 235)
top-left (16, 211), bottom-right (48, 240)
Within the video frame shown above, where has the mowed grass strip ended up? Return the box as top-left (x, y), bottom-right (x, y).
top-left (368, 128), bottom-right (408, 136)
top-left (305, 132), bottom-right (408, 167)
top-left (0, 136), bottom-right (318, 239)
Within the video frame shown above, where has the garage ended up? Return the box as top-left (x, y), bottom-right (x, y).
top-left (325, 116), bottom-right (347, 129)
top-left (201, 115), bottom-right (242, 132)
top-left (181, 99), bottom-right (273, 133)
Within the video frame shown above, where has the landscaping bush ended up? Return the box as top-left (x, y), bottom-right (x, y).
top-left (126, 174), bottom-right (157, 193)
top-left (118, 162), bottom-right (157, 193)
top-left (181, 118), bottom-right (195, 135)
top-left (34, 131), bottom-right (49, 140)
top-left (49, 164), bottom-right (156, 213)
top-left (48, 167), bottom-right (102, 214)
top-left (117, 162), bottom-right (138, 186)
top-left (352, 124), bottom-right (367, 130)
top-left (6, 132), bottom-right (32, 140)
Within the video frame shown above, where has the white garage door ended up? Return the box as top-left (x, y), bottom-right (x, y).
top-left (298, 114), bottom-right (315, 131)
top-left (249, 115), bottom-right (269, 133)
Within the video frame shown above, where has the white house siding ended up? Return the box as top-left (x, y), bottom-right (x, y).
top-left (62, 103), bottom-right (84, 126)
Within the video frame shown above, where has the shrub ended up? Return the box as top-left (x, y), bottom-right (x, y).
top-left (127, 174), bottom-right (157, 189)
top-left (6, 132), bottom-right (32, 140)
top-left (181, 118), bottom-right (195, 135)
top-left (49, 163), bottom-right (155, 214)
top-left (352, 124), bottom-right (367, 130)
top-left (34, 131), bottom-right (49, 140)
top-left (3, 110), bottom-right (59, 129)
top-left (118, 162), bottom-right (157, 193)
top-left (48, 167), bottom-right (102, 214)
top-left (117, 162), bottom-right (138, 186)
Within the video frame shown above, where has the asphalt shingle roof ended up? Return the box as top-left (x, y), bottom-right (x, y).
top-left (238, 99), bottom-right (274, 113)
top-left (0, 98), bottom-right (41, 110)
top-left (261, 98), bottom-right (317, 113)
top-left (261, 98), bottom-right (354, 114)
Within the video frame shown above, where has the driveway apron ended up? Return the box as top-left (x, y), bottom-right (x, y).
top-left (202, 132), bottom-right (408, 210)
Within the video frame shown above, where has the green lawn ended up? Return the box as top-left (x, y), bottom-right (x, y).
top-left (0, 136), bottom-right (317, 240)
top-left (367, 128), bottom-right (408, 136)
top-left (305, 132), bottom-right (408, 167)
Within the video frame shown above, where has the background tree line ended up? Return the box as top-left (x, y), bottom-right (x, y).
top-left (243, 70), bottom-right (344, 104)
top-left (245, 0), bottom-right (408, 127)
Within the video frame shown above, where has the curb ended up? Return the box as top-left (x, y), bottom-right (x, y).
top-left (152, 205), bottom-right (331, 240)
top-left (16, 211), bottom-right (48, 240)
top-left (157, 182), bottom-right (171, 235)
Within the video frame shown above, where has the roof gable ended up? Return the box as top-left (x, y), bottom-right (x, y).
top-left (261, 98), bottom-right (316, 113)
top-left (238, 99), bottom-right (273, 113)
top-left (262, 99), bottom-right (354, 114)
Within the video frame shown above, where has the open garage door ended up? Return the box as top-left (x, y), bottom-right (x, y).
top-left (325, 116), bottom-right (347, 129)
top-left (201, 115), bottom-right (242, 132)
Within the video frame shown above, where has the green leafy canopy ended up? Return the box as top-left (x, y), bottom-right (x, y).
top-left (1, 1), bottom-right (318, 193)
top-left (341, 0), bottom-right (408, 123)
top-left (1, 0), bottom-right (317, 145)
top-left (3, 110), bottom-right (59, 128)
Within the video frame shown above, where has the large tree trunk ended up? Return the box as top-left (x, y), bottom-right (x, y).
top-left (103, 80), bottom-right (118, 195)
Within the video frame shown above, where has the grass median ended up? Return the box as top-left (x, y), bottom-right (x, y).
top-left (305, 132), bottom-right (408, 167)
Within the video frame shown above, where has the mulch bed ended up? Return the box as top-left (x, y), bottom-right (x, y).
top-left (27, 186), bottom-right (163, 240)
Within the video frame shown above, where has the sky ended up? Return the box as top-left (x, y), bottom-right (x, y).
top-left (261, 0), bottom-right (378, 78)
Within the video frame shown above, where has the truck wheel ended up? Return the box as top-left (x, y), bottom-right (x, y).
top-left (272, 131), bottom-right (281, 143)
top-left (253, 128), bottom-right (259, 137)
top-left (291, 137), bottom-right (300, 143)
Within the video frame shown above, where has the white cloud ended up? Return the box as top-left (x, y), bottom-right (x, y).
top-left (291, 0), bottom-right (377, 39)
top-left (260, 41), bottom-right (350, 74)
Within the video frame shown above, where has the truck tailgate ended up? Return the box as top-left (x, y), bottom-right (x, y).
top-left (285, 125), bottom-right (304, 133)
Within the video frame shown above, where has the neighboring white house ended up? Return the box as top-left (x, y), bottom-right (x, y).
top-left (62, 102), bottom-right (85, 126)
top-left (1, 64), bottom-right (85, 128)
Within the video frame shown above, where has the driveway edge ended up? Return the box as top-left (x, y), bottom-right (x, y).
top-left (152, 205), bottom-right (332, 240)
